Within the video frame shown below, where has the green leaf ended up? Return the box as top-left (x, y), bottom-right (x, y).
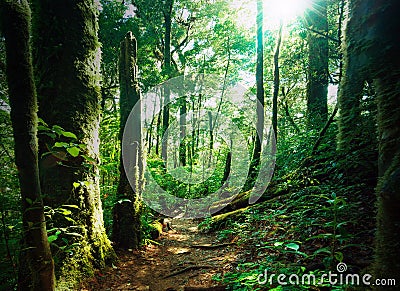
top-left (61, 131), bottom-right (77, 139)
top-left (54, 142), bottom-right (69, 148)
top-left (63, 204), bottom-right (80, 209)
top-left (81, 154), bottom-right (96, 163)
top-left (67, 147), bottom-right (80, 157)
top-left (285, 242), bottom-right (300, 251)
top-left (64, 216), bottom-right (76, 223)
top-left (58, 208), bottom-right (72, 215)
top-left (73, 182), bottom-right (80, 189)
top-left (52, 125), bottom-right (65, 135)
top-left (335, 251), bottom-right (344, 262)
top-left (38, 125), bottom-right (49, 132)
top-left (274, 242), bottom-right (284, 247)
top-left (48, 234), bottom-right (58, 243)
top-left (26, 198), bottom-right (33, 205)
top-left (38, 118), bottom-right (48, 126)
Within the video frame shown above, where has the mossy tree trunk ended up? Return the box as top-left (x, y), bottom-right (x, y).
top-left (0, 1), bottom-right (55, 290)
top-left (31, 0), bottom-right (115, 286)
top-left (336, 0), bottom-right (378, 185)
top-left (272, 22), bottom-right (282, 142)
top-left (245, 0), bottom-right (264, 191)
top-left (368, 0), bottom-right (400, 286)
top-left (112, 32), bottom-right (144, 249)
top-left (305, 0), bottom-right (329, 128)
top-left (180, 96), bottom-right (187, 166)
top-left (341, 0), bottom-right (400, 286)
top-left (161, 0), bottom-right (173, 163)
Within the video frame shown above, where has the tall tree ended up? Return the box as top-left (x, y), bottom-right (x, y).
top-left (161, 0), bottom-right (174, 163)
top-left (31, 0), bottom-right (115, 285)
top-left (368, 0), bottom-right (400, 285)
top-left (339, 0), bottom-right (400, 285)
top-left (112, 32), bottom-right (144, 248)
top-left (245, 0), bottom-right (264, 190)
top-left (0, 0), bottom-right (55, 289)
top-left (272, 22), bottom-right (283, 142)
top-left (305, 0), bottom-right (329, 127)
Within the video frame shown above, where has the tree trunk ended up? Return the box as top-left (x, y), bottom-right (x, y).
top-left (112, 32), bottom-right (144, 249)
top-left (180, 96), bottom-right (187, 166)
top-left (161, 0), bottom-right (173, 163)
top-left (0, 1), bottom-right (55, 289)
top-left (272, 22), bottom-right (283, 142)
top-left (305, 0), bottom-right (329, 128)
top-left (245, 0), bottom-right (264, 191)
top-left (368, 0), bottom-right (400, 285)
top-left (31, 0), bottom-right (115, 286)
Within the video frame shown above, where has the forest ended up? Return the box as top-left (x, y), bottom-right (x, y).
top-left (0, 0), bottom-right (399, 290)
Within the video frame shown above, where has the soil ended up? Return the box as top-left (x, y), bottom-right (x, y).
top-left (80, 219), bottom-right (238, 291)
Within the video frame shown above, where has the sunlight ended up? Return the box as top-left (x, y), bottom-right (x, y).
top-left (232, 0), bottom-right (311, 30)
top-left (265, 0), bottom-right (310, 25)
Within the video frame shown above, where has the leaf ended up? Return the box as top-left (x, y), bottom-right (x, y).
top-left (61, 131), bottom-right (77, 139)
top-left (334, 251), bottom-right (344, 262)
top-left (52, 125), bottom-right (65, 135)
top-left (54, 142), bottom-right (69, 148)
top-left (72, 182), bottom-right (80, 189)
top-left (48, 234), bottom-right (58, 243)
top-left (38, 125), bottom-right (49, 132)
top-left (64, 216), bottom-right (76, 223)
top-left (26, 198), bottom-right (33, 205)
top-left (67, 146), bottom-right (80, 157)
top-left (81, 154), bottom-right (96, 163)
top-left (63, 204), bottom-right (80, 209)
top-left (38, 118), bottom-right (48, 126)
top-left (58, 208), bottom-right (72, 215)
top-left (41, 132), bottom-right (56, 139)
top-left (274, 242), bottom-right (284, 247)
top-left (285, 242), bottom-right (300, 251)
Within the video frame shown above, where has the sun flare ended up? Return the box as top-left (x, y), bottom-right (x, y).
top-left (232, 0), bottom-right (311, 29)
top-left (266, 0), bottom-right (310, 23)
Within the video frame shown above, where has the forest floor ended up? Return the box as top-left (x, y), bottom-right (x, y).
top-left (80, 219), bottom-right (236, 291)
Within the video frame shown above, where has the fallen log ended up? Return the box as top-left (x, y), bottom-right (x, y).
top-left (209, 179), bottom-right (293, 216)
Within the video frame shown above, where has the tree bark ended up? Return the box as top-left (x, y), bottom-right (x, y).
top-left (161, 0), bottom-right (173, 163)
top-left (305, 0), bottom-right (329, 128)
top-left (272, 22), bottom-right (283, 142)
top-left (112, 32), bottom-right (144, 249)
top-left (367, 0), bottom-right (400, 285)
top-left (31, 0), bottom-right (115, 286)
top-left (244, 0), bottom-right (264, 191)
top-left (0, 1), bottom-right (55, 289)
top-left (180, 96), bottom-right (187, 166)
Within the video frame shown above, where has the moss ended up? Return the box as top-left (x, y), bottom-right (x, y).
top-left (30, 0), bottom-right (116, 286)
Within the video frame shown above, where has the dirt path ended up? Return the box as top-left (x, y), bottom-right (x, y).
top-left (81, 219), bottom-right (238, 290)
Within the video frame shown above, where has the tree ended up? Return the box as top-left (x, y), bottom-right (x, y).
top-left (339, 0), bottom-right (400, 285)
top-left (272, 22), bottom-right (283, 142)
top-left (245, 0), bottom-right (264, 190)
top-left (31, 0), bottom-right (115, 286)
top-left (112, 32), bottom-right (144, 248)
top-left (0, 0), bottom-right (55, 289)
top-left (305, 0), bottom-right (329, 128)
top-left (368, 1), bottom-right (400, 285)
